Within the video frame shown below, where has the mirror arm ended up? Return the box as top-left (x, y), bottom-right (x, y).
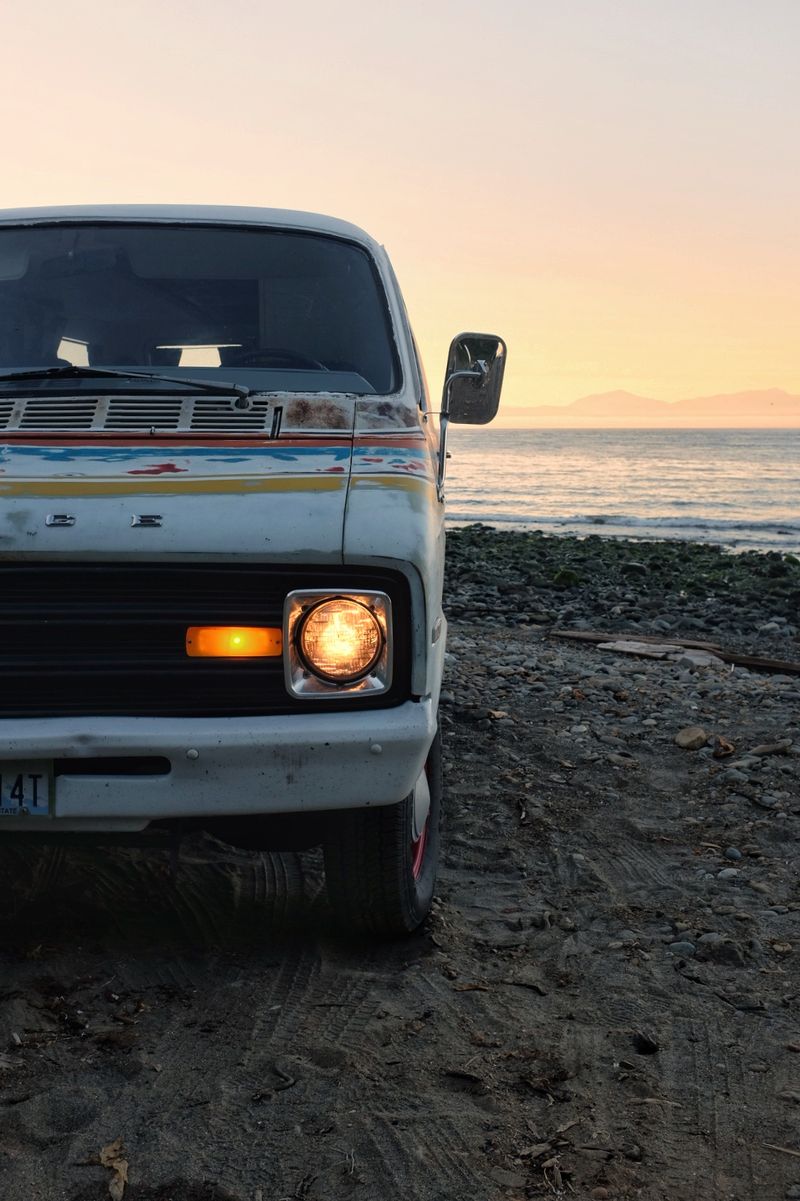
top-left (437, 367), bottom-right (480, 501)
top-left (436, 363), bottom-right (489, 500)
top-left (436, 411), bottom-right (450, 502)
top-left (442, 365), bottom-right (487, 404)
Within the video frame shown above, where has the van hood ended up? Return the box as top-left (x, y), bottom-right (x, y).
top-left (0, 393), bottom-right (433, 562)
top-left (0, 437), bottom-right (356, 561)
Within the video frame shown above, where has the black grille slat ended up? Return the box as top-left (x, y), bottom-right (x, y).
top-left (0, 563), bottom-right (410, 717)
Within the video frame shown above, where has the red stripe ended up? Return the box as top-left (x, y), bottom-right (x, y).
top-left (1, 432), bottom-right (427, 449)
top-left (0, 433), bottom-right (353, 448)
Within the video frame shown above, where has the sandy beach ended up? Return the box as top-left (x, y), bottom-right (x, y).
top-left (0, 529), bottom-right (798, 1201)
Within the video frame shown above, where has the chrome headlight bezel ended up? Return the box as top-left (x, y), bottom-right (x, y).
top-left (283, 589), bottom-right (393, 699)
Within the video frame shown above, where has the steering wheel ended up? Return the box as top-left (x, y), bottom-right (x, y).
top-left (228, 348), bottom-right (328, 371)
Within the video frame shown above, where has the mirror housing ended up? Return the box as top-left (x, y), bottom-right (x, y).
top-left (442, 332), bottom-right (506, 425)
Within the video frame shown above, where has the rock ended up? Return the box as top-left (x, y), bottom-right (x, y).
top-left (608, 752), bottom-right (637, 768)
top-left (721, 768), bottom-right (753, 787)
top-left (674, 726), bottom-right (708, 750)
top-left (667, 941), bottom-right (697, 957)
top-left (696, 932), bottom-right (746, 966)
top-left (717, 868), bottom-right (741, 881)
top-left (621, 561), bottom-right (648, 577)
top-left (724, 847), bottom-right (743, 861)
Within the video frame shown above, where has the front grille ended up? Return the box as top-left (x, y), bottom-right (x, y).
top-left (0, 563), bottom-right (410, 717)
top-left (0, 394), bottom-right (275, 434)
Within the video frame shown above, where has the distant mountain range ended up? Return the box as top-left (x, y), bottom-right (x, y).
top-left (498, 388), bottom-right (800, 428)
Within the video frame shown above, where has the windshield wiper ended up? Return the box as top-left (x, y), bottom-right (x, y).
top-left (0, 365), bottom-right (251, 402)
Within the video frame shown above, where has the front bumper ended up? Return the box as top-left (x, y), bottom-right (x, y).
top-left (0, 700), bottom-right (436, 833)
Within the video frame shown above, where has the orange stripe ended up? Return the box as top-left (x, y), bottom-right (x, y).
top-left (354, 435), bottom-right (426, 448)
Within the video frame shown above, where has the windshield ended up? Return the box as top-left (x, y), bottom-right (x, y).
top-left (0, 223), bottom-right (399, 395)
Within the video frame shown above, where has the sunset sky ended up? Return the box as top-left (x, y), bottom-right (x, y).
top-left (2, 0), bottom-right (799, 422)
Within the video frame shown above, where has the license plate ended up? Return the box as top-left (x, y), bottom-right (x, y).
top-left (0, 762), bottom-right (51, 817)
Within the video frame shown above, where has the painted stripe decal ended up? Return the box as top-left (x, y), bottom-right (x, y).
top-left (0, 476), bottom-right (349, 497)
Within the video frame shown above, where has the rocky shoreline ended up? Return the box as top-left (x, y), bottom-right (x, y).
top-left (444, 524), bottom-right (800, 649)
top-left (441, 525), bottom-right (800, 812)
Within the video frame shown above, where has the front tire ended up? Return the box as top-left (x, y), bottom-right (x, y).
top-left (323, 729), bottom-right (442, 937)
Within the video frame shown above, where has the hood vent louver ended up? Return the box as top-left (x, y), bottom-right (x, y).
top-left (0, 394), bottom-right (274, 434)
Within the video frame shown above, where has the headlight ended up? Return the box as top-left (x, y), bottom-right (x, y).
top-left (284, 590), bottom-right (392, 698)
top-left (298, 598), bottom-right (382, 683)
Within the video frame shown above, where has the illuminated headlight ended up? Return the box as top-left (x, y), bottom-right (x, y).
top-left (284, 590), bottom-right (392, 698)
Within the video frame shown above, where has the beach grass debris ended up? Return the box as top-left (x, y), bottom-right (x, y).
top-left (712, 735), bottom-right (736, 758)
top-left (552, 567), bottom-right (582, 587)
top-left (95, 1138), bottom-right (129, 1201)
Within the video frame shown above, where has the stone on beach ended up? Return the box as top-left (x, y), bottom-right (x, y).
top-left (674, 726), bottom-right (709, 750)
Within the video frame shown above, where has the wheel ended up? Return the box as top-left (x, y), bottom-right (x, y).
top-left (323, 728), bottom-right (442, 937)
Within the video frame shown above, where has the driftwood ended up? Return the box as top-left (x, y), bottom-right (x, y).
top-left (550, 629), bottom-right (800, 677)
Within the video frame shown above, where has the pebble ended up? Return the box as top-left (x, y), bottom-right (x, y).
top-left (720, 768), bottom-right (750, 785)
top-left (608, 753), bottom-right (637, 768)
top-left (667, 941), bottom-right (697, 957)
top-left (717, 868), bottom-right (741, 881)
top-left (724, 847), bottom-right (743, 861)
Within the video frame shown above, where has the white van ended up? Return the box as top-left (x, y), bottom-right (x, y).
top-left (0, 206), bottom-right (505, 935)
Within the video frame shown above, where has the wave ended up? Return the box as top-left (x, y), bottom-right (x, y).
top-left (445, 510), bottom-right (800, 550)
top-left (446, 511), bottom-right (800, 534)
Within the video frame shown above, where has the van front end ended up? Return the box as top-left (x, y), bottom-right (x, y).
top-left (0, 204), bottom-right (502, 934)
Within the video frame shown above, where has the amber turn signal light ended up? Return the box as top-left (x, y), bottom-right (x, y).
top-left (186, 626), bottom-right (282, 658)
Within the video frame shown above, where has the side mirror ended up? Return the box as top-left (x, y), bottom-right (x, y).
top-left (442, 332), bottom-right (506, 425)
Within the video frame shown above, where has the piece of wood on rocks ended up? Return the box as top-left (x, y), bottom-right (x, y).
top-left (551, 630), bottom-right (800, 677)
top-left (595, 640), bottom-right (728, 668)
top-left (552, 630), bottom-right (725, 651)
top-left (750, 740), bottom-right (793, 756)
top-left (596, 640), bottom-right (682, 659)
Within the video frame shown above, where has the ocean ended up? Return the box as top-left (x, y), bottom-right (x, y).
top-left (445, 428), bottom-right (800, 553)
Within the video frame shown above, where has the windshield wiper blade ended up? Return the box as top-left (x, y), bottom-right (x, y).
top-left (0, 365), bottom-right (251, 401)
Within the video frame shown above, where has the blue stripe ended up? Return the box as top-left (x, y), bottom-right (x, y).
top-left (0, 444), bottom-right (351, 465)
